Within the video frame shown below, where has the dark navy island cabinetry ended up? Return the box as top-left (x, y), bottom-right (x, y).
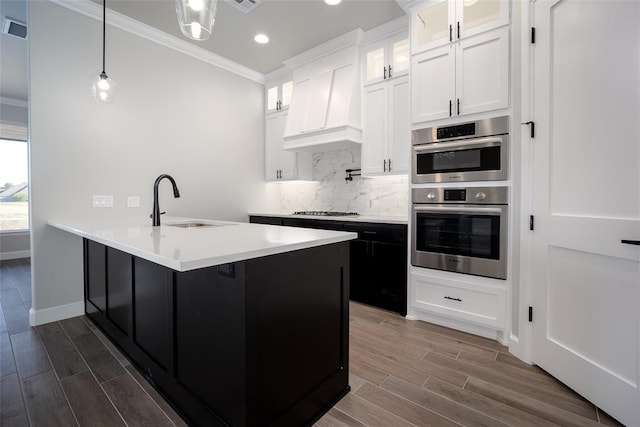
top-left (83, 238), bottom-right (350, 426)
top-left (250, 216), bottom-right (408, 316)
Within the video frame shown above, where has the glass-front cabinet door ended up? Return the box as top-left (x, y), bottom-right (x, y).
top-left (412, 0), bottom-right (453, 54)
top-left (456, 0), bottom-right (509, 40)
top-left (412, 0), bottom-right (509, 54)
top-left (363, 33), bottom-right (409, 85)
top-left (266, 79), bottom-right (293, 113)
top-left (390, 36), bottom-right (410, 77)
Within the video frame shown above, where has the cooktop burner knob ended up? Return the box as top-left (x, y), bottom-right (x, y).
top-left (475, 191), bottom-right (487, 201)
top-left (427, 192), bottom-right (436, 200)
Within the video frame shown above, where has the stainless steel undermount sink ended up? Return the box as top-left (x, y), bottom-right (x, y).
top-left (167, 222), bottom-right (226, 228)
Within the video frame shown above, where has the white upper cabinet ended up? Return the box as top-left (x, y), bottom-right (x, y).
top-left (412, 0), bottom-right (509, 54)
top-left (412, 26), bottom-right (509, 123)
top-left (266, 79), bottom-right (293, 113)
top-left (265, 111), bottom-right (312, 182)
top-left (363, 33), bottom-right (410, 85)
top-left (362, 75), bottom-right (410, 176)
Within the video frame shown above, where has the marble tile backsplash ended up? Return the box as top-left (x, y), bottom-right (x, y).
top-left (278, 149), bottom-right (409, 217)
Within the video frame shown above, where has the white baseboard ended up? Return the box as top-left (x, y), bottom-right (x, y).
top-left (29, 301), bottom-right (84, 326)
top-left (0, 250), bottom-right (31, 261)
top-left (406, 311), bottom-right (506, 344)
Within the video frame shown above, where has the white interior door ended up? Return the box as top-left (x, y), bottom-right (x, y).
top-left (531, 1), bottom-right (640, 426)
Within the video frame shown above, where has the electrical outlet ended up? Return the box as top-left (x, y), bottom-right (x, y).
top-left (92, 195), bottom-right (113, 208)
top-left (127, 196), bottom-right (140, 208)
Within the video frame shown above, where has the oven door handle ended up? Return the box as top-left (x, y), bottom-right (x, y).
top-left (413, 136), bottom-right (504, 153)
top-left (413, 205), bottom-right (505, 215)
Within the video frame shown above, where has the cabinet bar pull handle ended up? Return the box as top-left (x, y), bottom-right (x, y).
top-left (384, 66), bottom-right (387, 79)
top-left (449, 100), bottom-right (452, 117)
top-left (449, 24), bottom-right (452, 42)
top-left (622, 240), bottom-right (640, 246)
top-left (457, 21), bottom-right (460, 39)
top-left (388, 65), bottom-right (392, 78)
top-left (457, 98), bottom-right (460, 115)
top-left (388, 159), bottom-right (392, 171)
top-left (383, 159), bottom-right (387, 172)
top-left (444, 296), bottom-right (462, 302)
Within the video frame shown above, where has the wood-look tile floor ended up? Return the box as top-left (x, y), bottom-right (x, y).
top-left (0, 258), bottom-right (625, 426)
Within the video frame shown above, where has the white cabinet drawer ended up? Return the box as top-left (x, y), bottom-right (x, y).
top-left (410, 272), bottom-right (505, 328)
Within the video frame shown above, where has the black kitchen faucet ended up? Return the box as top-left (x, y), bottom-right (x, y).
top-left (152, 174), bottom-right (180, 226)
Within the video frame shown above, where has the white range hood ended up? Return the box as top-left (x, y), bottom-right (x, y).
top-left (282, 30), bottom-right (363, 153)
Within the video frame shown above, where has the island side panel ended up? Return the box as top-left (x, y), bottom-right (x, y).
top-left (85, 239), bottom-right (106, 314)
top-left (106, 247), bottom-right (133, 337)
top-left (174, 263), bottom-right (248, 426)
top-left (246, 241), bottom-right (350, 426)
top-left (133, 257), bottom-right (174, 372)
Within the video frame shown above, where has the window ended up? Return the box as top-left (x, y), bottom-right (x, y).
top-left (0, 138), bottom-right (29, 231)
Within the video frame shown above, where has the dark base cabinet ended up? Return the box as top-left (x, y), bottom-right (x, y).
top-left (83, 238), bottom-right (350, 426)
top-left (250, 216), bottom-right (407, 316)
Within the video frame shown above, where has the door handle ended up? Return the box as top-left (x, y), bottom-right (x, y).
top-left (388, 159), bottom-right (392, 171)
top-left (383, 66), bottom-right (387, 79)
top-left (383, 159), bottom-right (387, 172)
top-left (621, 240), bottom-right (640, 246)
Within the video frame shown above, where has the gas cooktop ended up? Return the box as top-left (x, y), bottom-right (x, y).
top-left (293, 211), bottom-right (359, 217)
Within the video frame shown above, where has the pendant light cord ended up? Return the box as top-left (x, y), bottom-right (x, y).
top-left (102, 0), bottom-right (106, 74)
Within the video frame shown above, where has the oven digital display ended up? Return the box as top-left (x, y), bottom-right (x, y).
top-left (444, 190), bottom-right (466, 201)
top-left (436, 122), bottom-right (475, 139)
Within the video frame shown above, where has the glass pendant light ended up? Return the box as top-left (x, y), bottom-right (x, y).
top-left (175, 0), bottom-right (217, 41)
top-left (91, 0), bottom-right (116, 103)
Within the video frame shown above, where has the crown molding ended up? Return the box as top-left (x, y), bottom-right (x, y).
top-left (283, 28), bottom-right (364, 69)
top-left (48, 0), bottom-right (265, 84)
top-left (264, 66), bottom-right (293, 83)
top-left (394, 0), bottom-right (422, 14)
top-left (362, 15), bottom-right (408, 46)
top-left (0, 97), bottom-right (28, 108)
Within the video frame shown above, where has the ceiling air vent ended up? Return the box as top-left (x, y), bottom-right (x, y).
top-left (225, 0), bottom-right (262, 14)
top-left (2, 18), bottom-right (27, 39)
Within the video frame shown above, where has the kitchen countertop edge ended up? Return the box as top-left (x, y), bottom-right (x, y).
top-left (48, 217), bottom-right (357, 272)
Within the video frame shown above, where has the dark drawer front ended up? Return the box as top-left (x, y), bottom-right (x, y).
top-left (249, 216), bottom-right (284, 226)
top-left (282, 218), bottom-right (345, 231)
top-left (343, 222), bottom-right (407, 244)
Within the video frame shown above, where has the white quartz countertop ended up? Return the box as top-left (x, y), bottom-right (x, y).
top-left (248, 212), bottom-right (408, 225)
top-left (48, 216), bottom-right (357, 272)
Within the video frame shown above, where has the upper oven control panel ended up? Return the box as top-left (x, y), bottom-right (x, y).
top-left (412, 116), bottom-right (509, 145)
top-left (413, 187), bottom-right (508, 205)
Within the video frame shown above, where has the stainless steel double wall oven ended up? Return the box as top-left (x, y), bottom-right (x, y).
top-left (411, 116), bottom-right (510, 279)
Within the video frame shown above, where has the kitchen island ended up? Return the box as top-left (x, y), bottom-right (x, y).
top-left (48, 217), bottom-right (356, 426)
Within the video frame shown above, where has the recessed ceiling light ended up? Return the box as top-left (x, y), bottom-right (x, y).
top-left (325, 0), bottom-right (342, 5)
top-left (254, 33), bottom-right (269, 44)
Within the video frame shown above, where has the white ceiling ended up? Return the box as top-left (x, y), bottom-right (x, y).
top-left (0, 0), bottom-right (406, 101)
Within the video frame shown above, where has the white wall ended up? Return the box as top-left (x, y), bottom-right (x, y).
top-left (28, 1), bottom-right (275, 322)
